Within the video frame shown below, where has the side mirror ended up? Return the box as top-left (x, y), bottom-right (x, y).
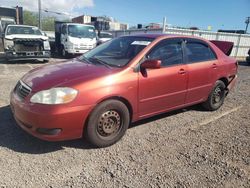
top-left (141, 59), bottom-right (161, 69)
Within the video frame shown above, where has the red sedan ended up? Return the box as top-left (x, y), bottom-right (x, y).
top-left (10, 34), bottom-right (238, 147)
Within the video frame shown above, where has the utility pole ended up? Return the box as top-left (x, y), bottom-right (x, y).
top-left (245, 17), bottom-right (250, 34)
top-left (162, 17), bottom-right (167, 33)
top-left (38, 0), bottom-right (42, 29)
top-left (16, 6), bottom-right (19, 24)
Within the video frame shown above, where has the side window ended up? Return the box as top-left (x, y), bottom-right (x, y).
top-left (147, 40), bottom-right (183, 67)
top-left (186, 42), bottom-right (216, 63)
top-left (62, 25), bottom-right (67, 34)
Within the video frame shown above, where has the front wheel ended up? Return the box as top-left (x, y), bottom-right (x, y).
top-left (202, 80), bottom-right (226, 111)
top-left (85, 100), bottom-right (130, 148)
top-left (61, 46), bottom-right (69, 58)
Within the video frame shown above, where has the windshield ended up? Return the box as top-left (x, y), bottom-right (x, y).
top-left (100, 33), bottom-right (112, 38)
top-left (6, 26), bottom-right (42, 35)
top-left (68, 25), bottom-right (96, 39)
top-left (80, 36), bottom-right (154, 67)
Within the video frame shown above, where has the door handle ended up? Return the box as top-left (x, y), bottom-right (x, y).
top-left (212, 63), bottom-right (218, 69)
top-left (178, 69), bottom-right (186, 75)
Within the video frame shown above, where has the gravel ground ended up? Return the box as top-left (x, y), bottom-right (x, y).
top-left (0, 59), bottom-right (249, 188)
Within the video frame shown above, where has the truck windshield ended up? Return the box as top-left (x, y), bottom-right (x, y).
top-left (68, 25), bottom-right (96, 39)
top-left (6, 26), bottom-right (42, 35)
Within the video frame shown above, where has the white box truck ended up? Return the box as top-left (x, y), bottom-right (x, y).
top-left (55, 21), bottom-right (97, 57)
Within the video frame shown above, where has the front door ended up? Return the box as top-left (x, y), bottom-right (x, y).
top-left (138, 38), bottom-right (188, 118)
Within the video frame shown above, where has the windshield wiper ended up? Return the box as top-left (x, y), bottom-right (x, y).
top-left (89, 57), bottom-right (112, 69)
top-left (77, 56), bottom-right (92, 64)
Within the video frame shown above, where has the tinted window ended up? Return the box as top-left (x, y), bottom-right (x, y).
top-left (186, 42), bottom-right (216, 63)
top-left (147, 40), bottom-right (183, 67)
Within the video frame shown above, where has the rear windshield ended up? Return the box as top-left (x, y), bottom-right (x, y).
top-left (6, 26), bottom-right (42, 35)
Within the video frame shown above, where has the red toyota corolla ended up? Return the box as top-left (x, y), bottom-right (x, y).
top-left (10, 34), bottom-right (237, 147)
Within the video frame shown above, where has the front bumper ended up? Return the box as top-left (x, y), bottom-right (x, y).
top-left (6, 50), bottom-right (51, 61)
top-left (10, 91), bottom-right (94, 141)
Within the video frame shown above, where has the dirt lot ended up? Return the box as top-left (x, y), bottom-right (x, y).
top-left (0, 59), bottom-right (249, 188)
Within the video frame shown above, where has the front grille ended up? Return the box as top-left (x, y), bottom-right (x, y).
top-left (14, 81), bottom-right (32, 100)
top-left (76, 44), bottom-right (93, 50)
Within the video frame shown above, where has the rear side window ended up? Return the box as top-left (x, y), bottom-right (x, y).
top-left (186, 42), bottom-right (216, 63)
top-left (147, 40), bottom-right (183, 67)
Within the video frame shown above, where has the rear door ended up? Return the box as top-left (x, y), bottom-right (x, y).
top-left (138, 38), bottom-right (188, 118)
top-left (184, 39), bottom-right (218, 104)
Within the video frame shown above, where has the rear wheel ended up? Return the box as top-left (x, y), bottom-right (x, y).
top-left (202, 80), bottom-right (226, 111)
top-left (85, 100), bottom-right (130, 147)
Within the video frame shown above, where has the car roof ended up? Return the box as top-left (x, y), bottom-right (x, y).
top-left (125, 33), bottom-right (206, 41)
top-left (66, 23), bottom-right (95, 27)
top-left (129, 33), bottom-right (175, 38)
top-left (7, 24), bottom-right (39, 28)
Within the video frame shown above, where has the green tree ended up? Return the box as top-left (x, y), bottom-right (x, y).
top-left (23, 10), bottom-right (57, 31)
top-left (42, 17), bottom-right (55, 31)
top-left (23, 10), bottom-right (38, 26)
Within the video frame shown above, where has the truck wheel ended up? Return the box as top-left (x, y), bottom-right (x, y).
top-left (61, 46), bottom-right (68, 58)
top-left (202, 80), bottom-right (226, 111)
top-left (84, 100), bottom-right (130, 148)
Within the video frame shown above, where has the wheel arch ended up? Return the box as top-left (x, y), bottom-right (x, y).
top-left (82, 96), bottom-right (133, 137)
top-left (218, 77), bottom-right (229, 87)
top-left (97, 96), bottom-right (133, 122)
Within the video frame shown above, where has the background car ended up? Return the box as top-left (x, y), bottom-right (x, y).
top-left (3, 24), bottom-right (50, 61)
top-left (246, 48), bottom-right (250, 64)
top-left (10, 34), bottom-right (238, 147)
top-left (97, 32), bottom-right (113, 45)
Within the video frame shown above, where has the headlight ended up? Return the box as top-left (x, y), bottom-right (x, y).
top-left (43, 40), bottom-right (50, 50)
top-left (4, 39), bottom-right (14, 49)
top-left (30, 87), bottom-right (78, 104)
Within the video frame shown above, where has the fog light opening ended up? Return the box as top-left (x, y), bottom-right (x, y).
top-left (36, 128), bottom-right (62, 135)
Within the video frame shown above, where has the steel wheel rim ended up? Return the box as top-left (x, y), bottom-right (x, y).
top-left (212, 86), bottom-right (223, 104)
top-left (97, 110), bottom-right (121, 137)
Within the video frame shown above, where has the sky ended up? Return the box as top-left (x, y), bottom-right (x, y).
top-left (1, 0), bottom-right (250, 31)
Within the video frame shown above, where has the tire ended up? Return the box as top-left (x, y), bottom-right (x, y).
top-left (246, 56), bottom-right (250, 64)
top-left (202, 80), bottom-right (226, 111)
top-left (61, 46), bottom-right (68, 58)
top-left (85, 100), bottom-right (130, 148)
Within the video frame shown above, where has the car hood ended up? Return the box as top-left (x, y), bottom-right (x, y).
top-left (5, 34), bottom-right (48, 41)
top-left (21, 59), bottom-right (116, 92)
